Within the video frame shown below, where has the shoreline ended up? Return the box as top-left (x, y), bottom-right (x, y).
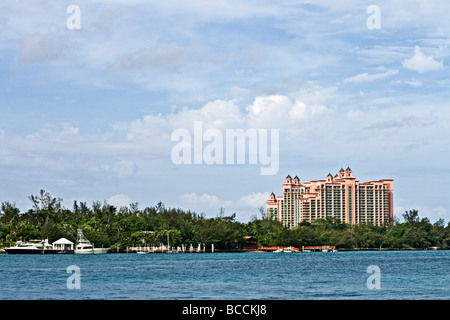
top-left (1, 247), bottom-right (448, 254)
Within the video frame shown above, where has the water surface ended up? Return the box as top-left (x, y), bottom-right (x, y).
top-left (0, 251), bottom-right (448, 300)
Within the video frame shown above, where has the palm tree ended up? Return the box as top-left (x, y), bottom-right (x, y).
top-left (28, 189), bottom-right (62, 225)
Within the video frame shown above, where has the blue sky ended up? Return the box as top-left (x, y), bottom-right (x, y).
top-left (0, 0), bottom-right (449, 223)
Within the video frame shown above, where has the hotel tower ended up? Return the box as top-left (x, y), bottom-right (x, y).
top-left (267, 168), bottom-right (393, 228)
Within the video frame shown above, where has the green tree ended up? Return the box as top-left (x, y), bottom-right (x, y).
top-left (402, 209), bottom-right (420, 224)
top-left (0, 201), bottom-right (20, 232)
top-left (28, 190), bottom-right (62, 226)
top-left (41, 220), bottom-right (63, 243)
top-left (194, 213), bottom-right (245, 249)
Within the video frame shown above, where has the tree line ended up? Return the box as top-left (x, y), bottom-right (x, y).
top-left (0, 190), bottom-right (449, 250)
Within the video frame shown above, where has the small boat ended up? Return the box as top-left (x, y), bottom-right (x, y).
top-left (74, 229), bottom-right (109, 254)
top-left (283, 246), bottom-right (293, 253)
top-left (273, 247), bottom-right (283, 253)
top-left (4, 239), bottom-right (58, 254)
top-left (136, 245), bottom-right (149, 254)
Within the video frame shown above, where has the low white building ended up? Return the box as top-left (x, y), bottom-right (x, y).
top-left (52, 238), bottom-right (74, 252)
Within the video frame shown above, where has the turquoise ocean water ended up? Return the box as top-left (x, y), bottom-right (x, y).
top-left (0, 251), bottom-right (448, 300)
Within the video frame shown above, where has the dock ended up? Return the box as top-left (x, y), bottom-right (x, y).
top-left (259, 245), bottom-right (336, 252)
top-left (127, 243), bottom-right (212, 253)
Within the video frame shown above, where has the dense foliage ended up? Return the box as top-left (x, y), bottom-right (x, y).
top-left (0, 190), bottom-right (449, 250)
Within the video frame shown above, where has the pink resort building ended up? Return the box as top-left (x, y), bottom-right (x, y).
top-left (267, 167), bottom-right (394, 228)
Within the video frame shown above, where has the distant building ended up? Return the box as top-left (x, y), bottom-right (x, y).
top-left (242, 236), bottom-right (259, 251)
top-left (267, 168), bottom-right (393, 228)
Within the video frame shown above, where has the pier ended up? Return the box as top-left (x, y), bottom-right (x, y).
top-left (127, 243), bottom-right (213, 253)
top-left (259, 245), bottom-right (336, 252)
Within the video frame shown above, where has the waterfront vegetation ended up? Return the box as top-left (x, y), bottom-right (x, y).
top-left (0, 190), bottom-right (449, 251)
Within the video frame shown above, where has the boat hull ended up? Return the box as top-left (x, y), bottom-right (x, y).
top-left (74, 248), bottom-right (109, 254)
top-left (5, 248), bottom-right (59, 254)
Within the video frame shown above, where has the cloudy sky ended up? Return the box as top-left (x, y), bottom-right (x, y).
top-left (0, 0), bottom-right (449, 223)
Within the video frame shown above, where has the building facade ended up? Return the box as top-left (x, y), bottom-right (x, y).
top-left (267, 168), bottom-right (393, 228)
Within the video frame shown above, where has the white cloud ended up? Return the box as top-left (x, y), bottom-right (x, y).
top-left (179, 193), bottom-right (222, 211)
top-left (93, 0), bottom-right (278, 20)
top-left (18, 33), bottom-right (64, 65)
top-left (230, 85), bottom-right (251, 101)
top-left (245, 92), bottom-right (334, 129)
top-left (13, 124), bottom-right (81, 154)
top-left (117, 86), bottom-right (336, 149)
top-left (395, 202), bottom-right (448, 223)
top-left (107, 194), bottom-right (132, 207)
top-left (94, 160), bottom-right (135, 178)
top-left (238, 192), bottom-right (270, 208)
top-left (344, 69), bottom-right (398, 83)
top-left (178, 191), bottom-right (270, 220)
top-left (114, 160), bottom-right (135, 178)
top-left (110, 44), bottom-right (200, 73)
top-left (430, 207), bottom-right (447, 218)
top-left (392, 80), bottom-right (423, 87)
top-left (246, 95), bottom-right (292, 124)
top-left (347, 109), bottom-right (364, 121)
top-left (402, 46), bottom-right (444, 73)
top-left (120, 99), bottom-right (246, 147)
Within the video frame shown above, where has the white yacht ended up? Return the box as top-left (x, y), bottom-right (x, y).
top-left (283, 246), bottom-right (293, 253)
top-left (74, 229), bottom-right (109, 254)
top-left (4, 239), bottom-right (57, 254)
